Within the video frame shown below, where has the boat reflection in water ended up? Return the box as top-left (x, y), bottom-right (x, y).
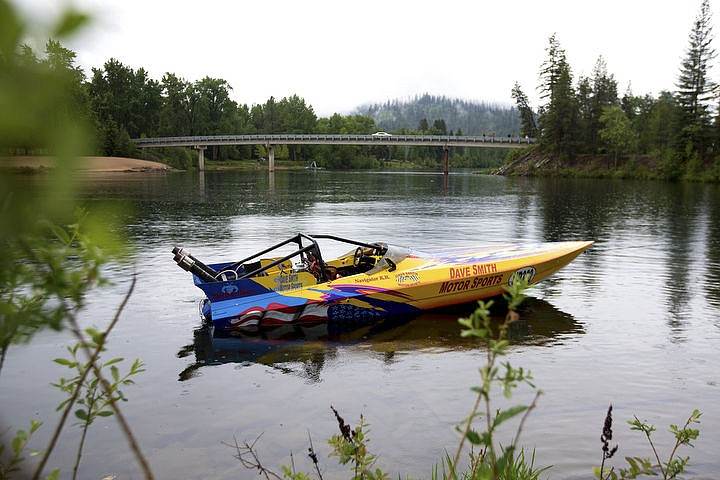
top-left (177, 296), bottom-right (582, 382)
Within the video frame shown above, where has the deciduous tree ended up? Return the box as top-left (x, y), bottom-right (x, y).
top-left (599, 105), bottom-right (637, 166)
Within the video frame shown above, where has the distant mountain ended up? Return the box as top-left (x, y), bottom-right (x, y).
top-left (354, 94), bottom-right (520, 136)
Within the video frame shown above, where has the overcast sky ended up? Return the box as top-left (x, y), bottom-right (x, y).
top-left (14, 0), bottom-right (706, 117)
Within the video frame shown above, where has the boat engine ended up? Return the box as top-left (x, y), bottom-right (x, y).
top-left (172, 246), bottom-right (219, 282)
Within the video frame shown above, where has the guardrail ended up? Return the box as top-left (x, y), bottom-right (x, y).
top-left (132, 134), bottom-right (535, 148)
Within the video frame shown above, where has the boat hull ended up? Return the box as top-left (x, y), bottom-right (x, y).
top-left (194, 241), bottom-right (593, 331)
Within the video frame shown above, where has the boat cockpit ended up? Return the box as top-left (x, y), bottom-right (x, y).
top-left (172, 233), bottom-right (408, 286)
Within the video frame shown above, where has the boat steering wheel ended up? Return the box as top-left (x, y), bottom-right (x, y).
top-left (353, 247), bottom-right (364, 267)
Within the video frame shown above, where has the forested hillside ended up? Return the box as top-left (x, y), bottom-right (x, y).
top-left (356, 94), bottom-right (521, 136)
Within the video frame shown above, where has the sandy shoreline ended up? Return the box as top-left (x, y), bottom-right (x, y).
top-left (1, 156), bottom-right (173, 172)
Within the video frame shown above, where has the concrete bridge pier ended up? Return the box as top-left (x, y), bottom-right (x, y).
top-left (443, 146), bottom-right (449, 175)
top-left (266, 144), bottom-right (275, 172)
top-left (195, 146), bottom-right (206, 171)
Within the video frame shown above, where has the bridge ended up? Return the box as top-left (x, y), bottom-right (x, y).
top-left (132, 134), bottom-right (534, 171)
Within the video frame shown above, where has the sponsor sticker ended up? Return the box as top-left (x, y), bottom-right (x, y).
top-left (438, 274), bottom-right (503, 294)
top-left (396, 272), bottom-right (420, 286)
top-left (509, 266), bottom-right (536, 286)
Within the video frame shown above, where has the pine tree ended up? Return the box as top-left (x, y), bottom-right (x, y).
top-left (511, 82), bottom-right (538, 138)
top-left (676, 0), bottom-right (717, 156)
top-left (575, 75), bottom-right (593, 152)
top-left (537, 34), bottom-right (578, 155)
top-left (590, 56), bottom-right (618, 151)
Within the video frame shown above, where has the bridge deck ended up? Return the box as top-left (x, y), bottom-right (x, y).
top-left (133, 134), bottom-right (534, 148)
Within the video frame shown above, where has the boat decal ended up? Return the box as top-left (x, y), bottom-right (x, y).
top-left (438, 274), bottom-right (503, 294)
top-left (262, 309), bottom-right (299, 324)
top-left (231, 308), bottom-right (263, 325)
top-left (318, 284), bottom-right (412, 302)
top-left (415, 243), bottom-right (582, 268)
top-left (395, 272), bottom-right (420, 286)
top-left (272, 273), bottom-right (304, 292)
top-left (328, 303), bottom-right (387, 322)
top-left (210, 287), bottom-right (259, 300)
top-left (352, 274), bottom-right (390, 284)
top-left (509, 266), bottom-right (537, 285)
top-left (449, 263), bottom-right (498, 279)
top-left (230, 317), bottom-right (260, 328)
top-left (297, 303), bottom-right (329, 323)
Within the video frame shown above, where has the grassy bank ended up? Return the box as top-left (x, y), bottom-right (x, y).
top-left (497, 149), bottom-right (720, 182)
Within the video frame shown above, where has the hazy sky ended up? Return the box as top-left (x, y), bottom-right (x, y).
top-left (15, 0), bottom-right (706, 117)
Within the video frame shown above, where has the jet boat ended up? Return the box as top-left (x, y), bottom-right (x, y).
top-left (172, 233), bottom-right (592, 331)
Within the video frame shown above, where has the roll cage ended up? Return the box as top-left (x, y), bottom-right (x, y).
top-left (173, 233), bottom-right (388, 284)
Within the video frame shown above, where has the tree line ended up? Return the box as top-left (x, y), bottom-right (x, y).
top-left (9, 42), bottom-right (507, 169)
top-left (15, 0), bottom-right (720, 176)
top-left (512, 0), bottom-right (720, 179)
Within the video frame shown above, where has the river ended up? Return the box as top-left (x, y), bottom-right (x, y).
top-left (1, 169), bottom-right (719, 479)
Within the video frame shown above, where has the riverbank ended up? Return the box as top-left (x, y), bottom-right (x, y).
top-left (1, 156), bottom-right (174, 172)
top-left (496, 148), bottom-right (720, 181)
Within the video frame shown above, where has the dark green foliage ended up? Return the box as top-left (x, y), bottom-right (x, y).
top-left (675, 0), bottom-right (716, 156)
top-left (87, 59), bottom-right (162, 140)
top-left (589, 57), bottom-right (619, 151)
top-left (509, 5), bottom-right (720, 180)
top-left (599, 105), bottom-right (638, 166)
top-left (537, 34), bottom-right (579, 156)
top-left (314, 113), bottom-right (379, 169)
top-left (100, 117), bottom-right (138, 157)
top-left (511, 82), bottom-right (538, 138)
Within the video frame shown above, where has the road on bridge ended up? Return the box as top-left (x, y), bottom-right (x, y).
top-left (132, 133), bottom-right (534, 171)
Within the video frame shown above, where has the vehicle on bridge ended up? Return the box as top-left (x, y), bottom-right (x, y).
top-left (172, 233), bottom-right (592, 331)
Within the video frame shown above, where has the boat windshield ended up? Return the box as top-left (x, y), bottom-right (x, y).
top-left (366, 244), bottom-right (412, 275)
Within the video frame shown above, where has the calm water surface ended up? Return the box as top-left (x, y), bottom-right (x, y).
top-left (2, 170), bottom-right (719, 479)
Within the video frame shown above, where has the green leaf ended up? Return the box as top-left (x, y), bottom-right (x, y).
top-left (74, 408), bottom-right (88, 421)
top-left (11, 430), bottom-right (27, 454)
top-left (493, 405), bottom-right (529, 428)
top-left (30, 420), bottom-right (42, 434)
top-left (53, 358), bottom-right (76, 367)
top-left (465, 429), bottom-right (481, 445)
top-left (48, 224), bottom-right (71, 244)
top-left (111, 365), bottom-right (119, 382)
top-left (46, 468), bottom-right (62, 480)
top-left (103, 357), bottom-right (124, 367)
top-left (131, 358), bottom-right (145, 373)
top-left (97, 411), bottom-right (113, 417)
top-left (85, 327), bottom-right (105, 346)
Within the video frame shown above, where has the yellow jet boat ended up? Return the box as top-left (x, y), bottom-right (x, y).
top-left (172, 233), bottom-right (593, 331)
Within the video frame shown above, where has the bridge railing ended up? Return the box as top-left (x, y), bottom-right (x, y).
top-left (132, 134), bottom-right (535, 148)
